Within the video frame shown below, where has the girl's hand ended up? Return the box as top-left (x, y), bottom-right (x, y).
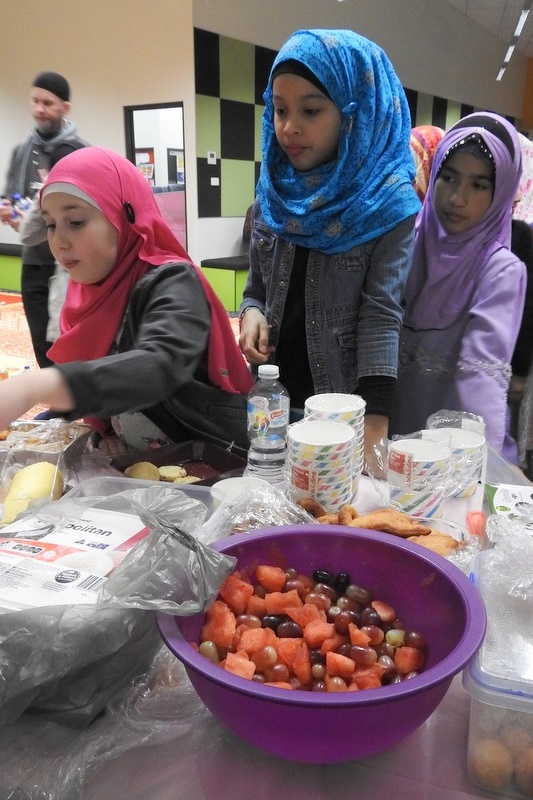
top-left (0, 368), bottom-right (74, 431)
top-left (96, 435), bottom-right (129, 456)
top-left (0, 376), bottom-right (35, 430)
top-left (239, 307), bottom-right (275, 365)
top-left (0, 202), bottom-right (14, 225)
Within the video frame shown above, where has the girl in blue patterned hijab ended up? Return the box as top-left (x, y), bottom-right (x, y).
top-left (240, 29), bottom-right (420, 463)
top-left (257, 28), bottom-right (420, 254)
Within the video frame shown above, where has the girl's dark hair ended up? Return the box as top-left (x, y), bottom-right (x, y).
top-left (438, 134), bottom-right (495, 185)
top-left (449, 113), bottom-right (515, 159)
top-left (271, 59), bottom-right (331, 99)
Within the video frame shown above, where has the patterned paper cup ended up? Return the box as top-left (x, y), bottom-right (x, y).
top-left (304, 394), bottom-right (366, 484)
top-left (288, 419), bottom-right (355, 510)
top-left (289, 419), bottom-right (355, 449)
top-left (387, 438), bottom-right (452, 517)
top-left (304, 393), bottom-right (366, 420)
top-left (289, 467), bottom-right (353, 511)
top-left (421, 428), bottom-right (486, 498)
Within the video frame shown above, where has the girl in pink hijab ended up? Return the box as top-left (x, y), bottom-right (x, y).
top-left (0, 147), bottom-right (252, 454)
top-left (392, 113), bottom-right (526, 461)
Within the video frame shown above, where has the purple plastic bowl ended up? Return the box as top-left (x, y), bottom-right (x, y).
top-left (156, 525), bottom-right (486, 763)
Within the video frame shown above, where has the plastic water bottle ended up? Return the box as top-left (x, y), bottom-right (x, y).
top-left (11, 194), bottom-right (31, 219)
top-left (245, 364), bottom-right (290, 488)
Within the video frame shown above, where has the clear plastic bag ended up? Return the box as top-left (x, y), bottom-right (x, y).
top-left (0, 644), bottom-right (212, 799)
top-left (425, 408), bottom-right (485, 435)
top-left (0, 484), bottom-right (235, 731)
top-left (485, 512), bottom-right (533, 600)
top-left (198, 481), bottom-right (317, 544)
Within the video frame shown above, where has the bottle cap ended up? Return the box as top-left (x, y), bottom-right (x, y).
top-left (258, 364), bottom-right (279, 379)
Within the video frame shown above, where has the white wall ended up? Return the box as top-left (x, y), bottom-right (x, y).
top-left (0, 0), bottom-right (199, 254)
top-left (0, 0), bottom-right (527, 264)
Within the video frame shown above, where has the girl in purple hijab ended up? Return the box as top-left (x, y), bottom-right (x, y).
top-left (391, 112), bottom-right (526, 462)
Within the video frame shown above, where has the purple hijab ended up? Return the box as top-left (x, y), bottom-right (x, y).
top-left (404, 112), bottom-right (522, 330)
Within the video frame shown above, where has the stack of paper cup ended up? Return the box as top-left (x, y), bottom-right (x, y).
top-left (304, 393), bottom-right (365, 498)
top-left (387, 438), bottom-right (452, 518)
top-left (287, 419), bottom-right (355, 512)
top-left (421, 428), bottom-right (486, 498)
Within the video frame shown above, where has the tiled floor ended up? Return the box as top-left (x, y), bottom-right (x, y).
top-left (0, 295), bottom-right (37, 374)
top-left (0, 295), bottom-right (42, 418)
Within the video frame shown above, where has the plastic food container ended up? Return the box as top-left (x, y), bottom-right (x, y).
top-left (463, 551), bottom-right (533, 797)
top-left (109, 440), bottom-right (247, 486)
top-left (0, 420), bottom-right (93, 459)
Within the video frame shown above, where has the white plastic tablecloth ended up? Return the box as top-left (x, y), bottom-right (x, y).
top-left (2, 459), bottom-right (530, 799)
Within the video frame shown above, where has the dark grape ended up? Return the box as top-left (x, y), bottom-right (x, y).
top-left (334, 572), bottom-right (350, 593)
top-left (404, 630), bottom-right (427, 649)
top-left (277, 621), bottom-right (303, 638)
top-left (262, 614), bottom-right (286, 632)
top-left (313, 569), bottom-right (335, 586)
top-left (345, 583), bottom-right (372, 605)
top-left (314, 582), bottom-right (338, 602)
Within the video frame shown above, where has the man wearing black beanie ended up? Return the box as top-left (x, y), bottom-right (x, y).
top-left (0, 71), bottom-right (87, 368)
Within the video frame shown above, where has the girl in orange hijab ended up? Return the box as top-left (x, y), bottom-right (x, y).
top-left (410, 125), bottom-right (445, 201)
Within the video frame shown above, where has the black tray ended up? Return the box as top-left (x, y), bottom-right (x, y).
top-left (110, 440), bottom-right (246, 486)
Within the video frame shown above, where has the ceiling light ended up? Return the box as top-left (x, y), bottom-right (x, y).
top-left (504, 44), bottom-right (516, 63)
top-left (514, 9), bottom-right (530, 37)
top-left (495, 1), bottom-right (533, 81)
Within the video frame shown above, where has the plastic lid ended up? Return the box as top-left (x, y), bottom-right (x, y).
top-left (258, 364), bottom-right (279, 379)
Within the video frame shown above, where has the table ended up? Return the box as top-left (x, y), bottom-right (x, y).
top-left (81, 673), bottom-right (520, 800)
top-left (0, 466), bottom-right (529, 799)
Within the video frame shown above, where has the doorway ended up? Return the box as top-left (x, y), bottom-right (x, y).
top-left (124, 102), bottom-right (187, 248)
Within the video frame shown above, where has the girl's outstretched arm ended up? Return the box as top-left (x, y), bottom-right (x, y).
top-left (0, 368), bottom-right (75, 431)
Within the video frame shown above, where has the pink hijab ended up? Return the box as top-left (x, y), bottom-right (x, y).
top-left (43, 146), bottom-right (253, 393)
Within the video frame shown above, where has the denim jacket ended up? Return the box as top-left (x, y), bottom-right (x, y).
top-left (241, 202), bottom-right (416, 394)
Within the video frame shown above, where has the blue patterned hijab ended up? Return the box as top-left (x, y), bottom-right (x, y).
top-left (257, 29), bottom-right (420, 254)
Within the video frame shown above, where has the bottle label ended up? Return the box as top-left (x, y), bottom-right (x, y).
top-left (247, 393), bottom-right (289, 437)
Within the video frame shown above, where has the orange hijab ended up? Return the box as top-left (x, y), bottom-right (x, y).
top-left (43, 147), bottom-right (252, 397)
top-left (410, 125), bottom-right (445, 201)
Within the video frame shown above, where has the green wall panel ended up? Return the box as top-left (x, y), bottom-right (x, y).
top-left (445, 100), bottom-right (463, 129)
top-left (219, 37), bottom-right (255, 103)
top-left (414, 92), bottom-right (434, 127)
top-left (196, 95), bottom-right (221, 157)
top-left (220, 159), bottom-right (255, 216)
top-left (0, 255), bottom-right (22, 292)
